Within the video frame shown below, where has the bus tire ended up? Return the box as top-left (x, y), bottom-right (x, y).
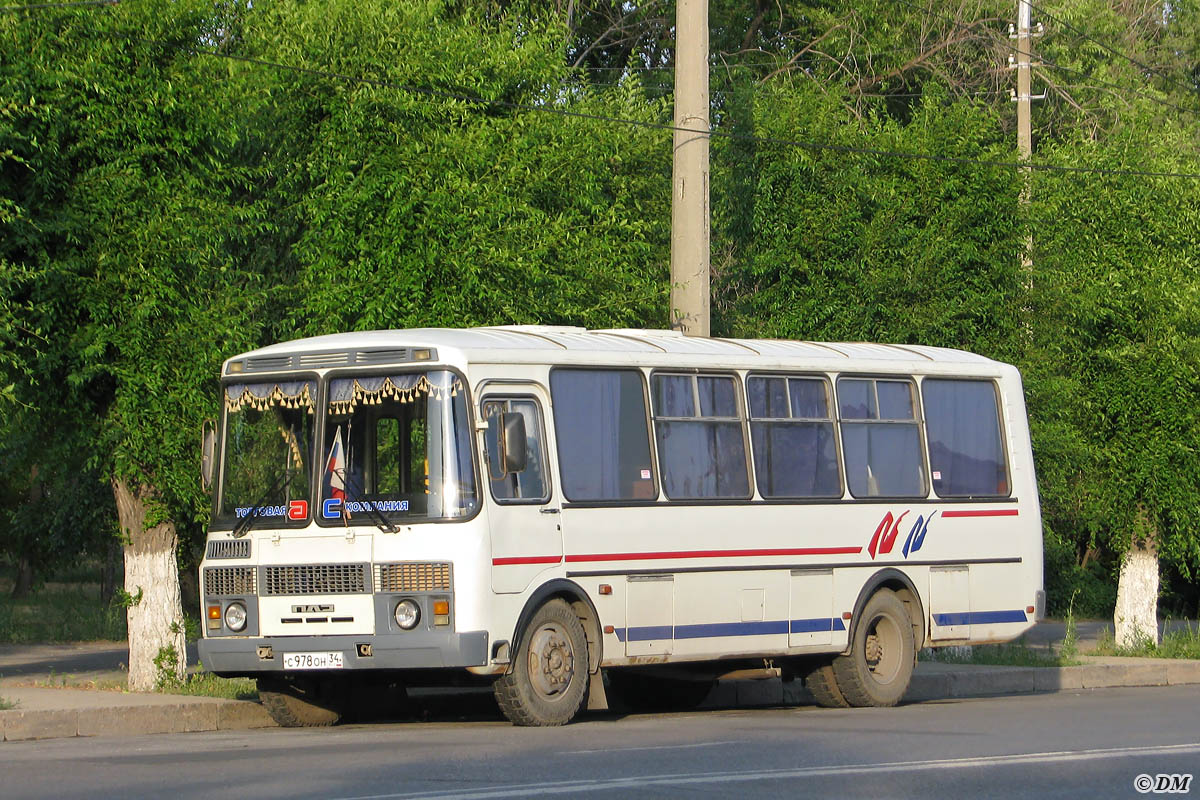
top-left (258, 676), bottom-right (343, 727)
top-left (801, 659), bottom-right (851, 708)
top-left (494, 599), bottom-right (589, 726)
top-left (831, 589), bottom-right (915, 707)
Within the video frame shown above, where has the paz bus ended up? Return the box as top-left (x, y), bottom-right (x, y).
top-left (197, 326), bottom-right (1044, 727)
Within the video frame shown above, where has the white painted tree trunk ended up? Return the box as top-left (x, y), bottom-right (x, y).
top-left (1114, 539), bottom-right (1159, 649)
top-left (113, 478), bottom-right (187, 691)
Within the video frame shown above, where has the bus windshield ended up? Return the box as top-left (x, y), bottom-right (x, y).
top-left (320, 370), bottom-right (477, 524)
top-left (218, 380), bottom-right (316, 523)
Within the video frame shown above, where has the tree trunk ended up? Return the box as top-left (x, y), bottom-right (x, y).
top-left (10, 557), bottom-right (35, 599)
top-left (100, 538), bottom-right (122, 604)
top-left (1114, 532), bottom-right (1159, 649)
top-left (11, 465), bottom-right (42, 598)
top-left (113, 478), bottom-right (187, 691)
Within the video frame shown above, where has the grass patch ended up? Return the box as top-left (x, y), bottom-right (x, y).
top-left (0, 580), bottom-right (127, 643)
top-left (158, 669), bottom-right (258, 701)
top-left (0, 695), bottom-right (16, 710)
top-left (1093, 622), bottom-right (1200, 659)
top-left (921, 639), bottom-right (1078, 667)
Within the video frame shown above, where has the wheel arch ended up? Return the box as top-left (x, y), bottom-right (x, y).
top-left (511, 579), bottom-right (603, 674)
top-left (846, 568), bottom-right (926, 653)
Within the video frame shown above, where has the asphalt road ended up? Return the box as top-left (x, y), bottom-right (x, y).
top-left (3, 685), bottom-right (1197, 800)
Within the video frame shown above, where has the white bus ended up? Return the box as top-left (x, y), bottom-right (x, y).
top-left (198, 326), bottom-right (1044, 727)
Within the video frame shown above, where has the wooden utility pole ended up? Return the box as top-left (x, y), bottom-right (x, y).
top-left (670, 0), bottom-right (710, 337)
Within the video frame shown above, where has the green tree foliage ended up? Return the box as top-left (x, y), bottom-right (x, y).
top-left (1, 0), bottom-right (1199, 632)
top-left (713, 81), bottom-right (1025, 359)
top-left (1028, 123), bottom-right (1200, 608)
top-left (1, 0), bottom-right (273, 558)
top-left (231, 0), bottom-right (671, 336)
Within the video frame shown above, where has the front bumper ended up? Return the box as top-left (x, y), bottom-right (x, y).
top-left (198, 630), bottom-right (489, 675)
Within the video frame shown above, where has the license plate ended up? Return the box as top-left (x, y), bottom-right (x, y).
top-left (283, 651), bottom-right (344, 670)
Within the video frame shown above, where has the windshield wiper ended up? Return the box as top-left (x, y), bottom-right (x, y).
top-left (231, 468), bottom-right (295, 539)
top-left (335, 471), bottom-right (400, 534)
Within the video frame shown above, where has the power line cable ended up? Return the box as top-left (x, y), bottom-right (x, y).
top-left (134, 38), bottom-right (1200, 181)
top-left (8, 13), bottom-right (1195, 180)
top-left (890, 0), bottom-right (1196, 114)
top-left (1023, 0), bottom-right (1200, 100)
top-left (0, 0), bottom-right (115, 11)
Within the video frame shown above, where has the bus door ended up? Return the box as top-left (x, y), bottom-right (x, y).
top-left (481, 387), bottom-right (562, 594)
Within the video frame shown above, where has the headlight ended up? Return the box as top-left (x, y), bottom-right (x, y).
top-left (224, 602), bottom-right (248, 632)
top-left (394, 599), bottom-right (420, 630)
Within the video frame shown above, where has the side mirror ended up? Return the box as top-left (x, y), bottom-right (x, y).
top-left (200, 419), bottom-right (217, 492)
top-left (486, 411), bottom-right (527, 481)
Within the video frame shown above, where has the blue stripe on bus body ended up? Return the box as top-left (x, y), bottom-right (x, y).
top-left (613, 618), bottom-right (846, 642)
top-left (933, 609), bottom-right (1028, 627)
top-left (624, 625), bottom-right (674, 642)
top-left (790, 617), bottom-right (848, 634)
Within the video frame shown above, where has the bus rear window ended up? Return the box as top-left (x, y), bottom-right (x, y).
top-left (550, 369), bottom-right (655, 502)
top-left (923, 379), bottom-right (1010, 497)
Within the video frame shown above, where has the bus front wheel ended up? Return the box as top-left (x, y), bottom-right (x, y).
top-left (258, 676), bottom-right (344, 727)
top-left (494, 599), bottom-right (589, 726)
top-left (831, 589), bottom-right (915, 707)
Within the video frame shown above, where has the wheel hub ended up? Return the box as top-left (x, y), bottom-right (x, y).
top-left (527, 623), bottom-right (574, 698)
top-left (865, 614), bottom-right (902, 683)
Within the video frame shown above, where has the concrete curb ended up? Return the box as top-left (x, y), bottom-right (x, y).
top-left (1, 696), bottom-right (275, 742)
top-left (706, 656), bottom-right (1200, 710)
top-left (3, 657), bottom-right (1198, 742)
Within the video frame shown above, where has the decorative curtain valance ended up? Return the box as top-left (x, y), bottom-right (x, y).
top-left (328, 373), bottom-right (462, 415)
top-left (225, 381), bottom-right (316, 413)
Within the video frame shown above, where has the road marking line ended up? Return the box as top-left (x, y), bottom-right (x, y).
top-left (327, 742), bottom-right (1200, 800)
top-left (561, 740), bottom-right (736, 755)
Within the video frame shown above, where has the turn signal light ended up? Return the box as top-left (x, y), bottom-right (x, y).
top-left (207, 605), bottom-right (222, 620)
top-left (432, 600), bottom-right (449, 616)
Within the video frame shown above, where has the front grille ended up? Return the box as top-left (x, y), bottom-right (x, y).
top-left (204, 566), bottom-right (256, 596)
top-left (206, 539), bottom-right (251, 560)
top-left (263, 564), bottom-right (367, 596)
top-left (375, 562), bottom-right (452, 593)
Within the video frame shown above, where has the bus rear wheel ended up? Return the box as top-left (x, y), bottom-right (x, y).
top-left (494, 599), bottom-right (589, 726)
top-left (800, 659), bottom-right (851, 708)
top-left (832, 589), bottom-right (915, 707)
top-left (258, 676), bottom-right (344, 727)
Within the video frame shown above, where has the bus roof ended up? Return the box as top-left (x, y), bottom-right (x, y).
top-left (224, 326), bottom-right (1006, 377)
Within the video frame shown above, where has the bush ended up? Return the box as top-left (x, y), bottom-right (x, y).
top-left (1044, 527), bottom-right (1116, 618)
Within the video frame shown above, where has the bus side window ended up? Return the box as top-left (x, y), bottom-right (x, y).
top-left (747, 375), bottom-right (842, 498)
top-left (550, 368), bottom-right (656, 502)
top-left (838, 377), bottom-right (926, 498)
top-left (651, 373), bottom-right (750, 500)
top-left (483, 398), bottom-right (549, 503)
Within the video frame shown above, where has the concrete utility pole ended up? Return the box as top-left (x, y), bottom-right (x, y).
top-left (1011, 0), bottom-right (1042, 275)
top-left (670, 0), bottom-right (710, 337)
top-left (1014, 0), bottom-right (1033, 163)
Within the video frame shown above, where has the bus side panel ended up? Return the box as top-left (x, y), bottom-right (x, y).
top-left (669, 570), bottom-right (790, 657)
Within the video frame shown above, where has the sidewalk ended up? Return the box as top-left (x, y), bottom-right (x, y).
top-left (2, 623), bottom-right (1198, 742)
